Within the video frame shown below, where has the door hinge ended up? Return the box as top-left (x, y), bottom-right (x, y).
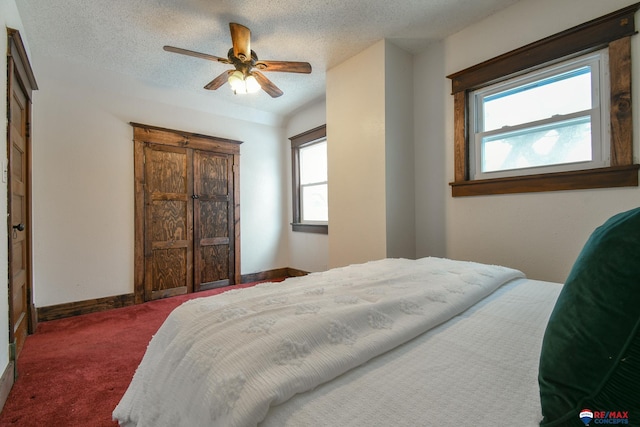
top-left (9, 341), bottom-right (17, 380)
top-left (9, 341), bottom-right (16, 362)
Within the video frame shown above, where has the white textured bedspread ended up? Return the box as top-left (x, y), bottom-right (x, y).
top-left (113, 257), bottom-right (524, 427)
top-left (261, 277), bottom-right (562, 426)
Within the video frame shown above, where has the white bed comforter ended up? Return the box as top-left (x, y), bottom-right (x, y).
top-left (113, 257), bottom-right (524, 427)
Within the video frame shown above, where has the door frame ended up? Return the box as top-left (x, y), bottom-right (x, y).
top-left (6, 28), bottom-right (38, 373)
top-left (131, 122), bottom-right (242, 304)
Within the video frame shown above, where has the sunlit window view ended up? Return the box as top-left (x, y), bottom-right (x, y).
top-left (481, 117), bottom-right (592, 172)
top-left (482, 67), bottom-right (592, 131)
top-left (471, 50), bottom-right (608, 178)
top-left (300, 140), bottom-right (328, 222)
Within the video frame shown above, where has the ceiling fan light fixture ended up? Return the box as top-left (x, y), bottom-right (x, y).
top-left (227, 70), bottom-right (260, 95)
top-left (228, 70), bottom-right (246, 94)
top-left (245, 75), bottom-right (260, 93)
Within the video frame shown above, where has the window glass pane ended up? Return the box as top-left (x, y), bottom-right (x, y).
top-left (483, 66), bottom-right (592, 131)
top-left (300, 140), bottom-right (327, 184)
top-left (302, 183), bottom-right (328, 222)
top-left (481, 116), bottom-right (591, 173)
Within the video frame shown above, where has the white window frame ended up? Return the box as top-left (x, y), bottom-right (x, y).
top-left (299, 139), bottom-right (328, 225)
top-left (469, 49), bottom-right (610, 180)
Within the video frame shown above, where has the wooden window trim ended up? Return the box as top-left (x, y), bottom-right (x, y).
top-left (290, 125), bottom-right (328, 234)
top-left (447, 4), bottom-right (640, 197)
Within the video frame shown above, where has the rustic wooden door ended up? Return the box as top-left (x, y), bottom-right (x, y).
top-left (7, 29), bottom-right (37, 366)
top-left (144, 144), bottom-right (194, 300)
top-left (133, 123), bottom-right (241, 303)
top-left (193, 150), bottom-right (235, 291)
top-left (8, 65), bottom-right (30, 360)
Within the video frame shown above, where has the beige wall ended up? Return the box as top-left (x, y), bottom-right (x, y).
top-left (413, 40), bottom-right (447, 259)
top-left (326, 40), bottom-right (416, 268)
top-left (384, 40), bottom-right (416, 259)
top-left (436, 0), bottom-right (640, 282)
top-left (327, 40), bottom-right (387, 267)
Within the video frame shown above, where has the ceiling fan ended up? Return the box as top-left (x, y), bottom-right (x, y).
top-left (163, 23), bottom-right (312, 98)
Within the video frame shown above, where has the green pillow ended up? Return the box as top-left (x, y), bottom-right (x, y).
top-left (539, 207), bottom-right (640, 427)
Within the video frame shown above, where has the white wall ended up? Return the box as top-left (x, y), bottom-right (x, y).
top-left (30, 56), bottom-right (288, 307)
top-left (284, 99), bottom-right (329, 272)
top-left (414, 0), bottom-right (640, 282)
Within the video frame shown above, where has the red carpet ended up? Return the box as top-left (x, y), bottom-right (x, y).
top-left (0, 281), bottom-right (268, 426)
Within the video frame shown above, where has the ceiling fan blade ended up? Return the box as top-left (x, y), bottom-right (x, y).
top-left (204, 70), bottom-right (233, 90)
top-left (255, 60), bottom-right (312, 74)
top-left (163, 45), bottom-right (230, 64)
top-left (229, 23), bottom-right (251, 62)
top-left (252, 71), bottom-right (283, 98)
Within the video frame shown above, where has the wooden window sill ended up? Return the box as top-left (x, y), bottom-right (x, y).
top-left (291, 223), bottom-right (328, 234)
top-left (450, 165), bottom-right (640, 197)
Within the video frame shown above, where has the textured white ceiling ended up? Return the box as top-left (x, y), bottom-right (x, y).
top-left (16, 0), bottom-right (522, 118)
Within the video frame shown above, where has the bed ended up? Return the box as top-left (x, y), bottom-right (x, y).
top-left (113, 207), bottom-right (640, 427)
top-left (113, 257), bottom-right (558, 426)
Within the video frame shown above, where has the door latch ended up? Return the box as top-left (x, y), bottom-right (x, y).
top-left (12, 223), bottom-right (24, 239)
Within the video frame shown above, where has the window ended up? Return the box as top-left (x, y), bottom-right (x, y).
top-left (299, 140), bottom-right (328, 223)
top-left (470, 50), bottom-right (609, 180)
top-left (447, 4), bottom-right (640, 197)
top-left (290, 125), bottom-right (328, 234)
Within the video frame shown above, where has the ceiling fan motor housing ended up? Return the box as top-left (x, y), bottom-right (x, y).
top-left (227, 48), bottom-right (259, 77)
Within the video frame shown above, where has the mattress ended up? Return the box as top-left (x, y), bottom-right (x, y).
top-left (261, 277), bottom-right (561, 426)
